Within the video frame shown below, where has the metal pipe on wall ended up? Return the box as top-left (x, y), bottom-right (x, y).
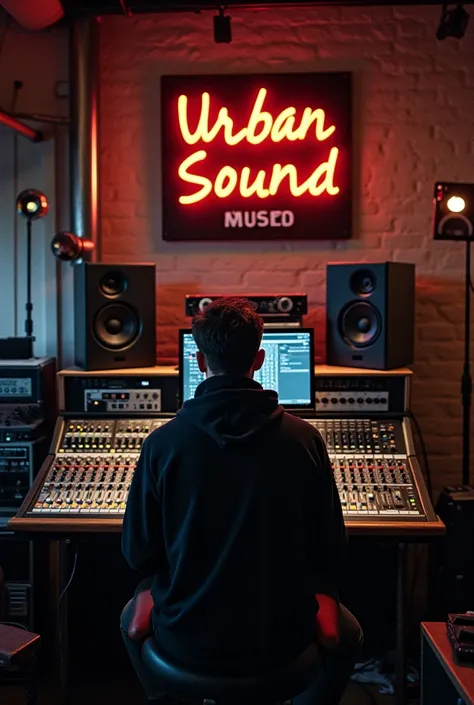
top-left (69, 17), bottom-right (100, 262)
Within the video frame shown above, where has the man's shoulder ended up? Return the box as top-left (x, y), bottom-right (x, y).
top-left (144, 415), bottom-right (182, 450)
top-left (148, 416), bottom-right (178, 439)
top-left (280, 412), bottom-right (323, 444)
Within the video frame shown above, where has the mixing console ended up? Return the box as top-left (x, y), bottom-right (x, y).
top-left (302, 419), bottom-right (423, 517)
top-left (308, 418), bottom-right (403, 455)
top-left (11, 415), bottom-right (435, 526)
top-left (32, 454), bottom-right (136, 514)
top-left (26, 418), bottom-right (172, 515)
top-left (59, 419), bottom-right (170, 453)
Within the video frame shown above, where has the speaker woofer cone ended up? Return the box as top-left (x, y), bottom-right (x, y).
top-left (339, 301), bottom-right (382, 348)
top-left (93, 304), bottom-right (140, 349)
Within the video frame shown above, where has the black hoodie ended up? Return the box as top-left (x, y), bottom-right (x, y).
top-left (122, 375), bottom-right (347, 672)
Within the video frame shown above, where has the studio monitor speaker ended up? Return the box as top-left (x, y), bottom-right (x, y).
top-left (74, 263), bottom-right (156, 371)
top-left (326, 262), bottom-right (415, 370)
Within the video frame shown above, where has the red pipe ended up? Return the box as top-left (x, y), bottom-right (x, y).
top-left (0, 111), bottom-right (43, 142)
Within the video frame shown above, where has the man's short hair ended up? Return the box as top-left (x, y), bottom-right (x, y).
top-left (191, 297), bottom-right (264, 375)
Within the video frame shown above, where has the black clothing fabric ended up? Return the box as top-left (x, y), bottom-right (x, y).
top-left (120, 581), bottom-right (362, 704)
top-left (122, 375), bottom-right (347, 673)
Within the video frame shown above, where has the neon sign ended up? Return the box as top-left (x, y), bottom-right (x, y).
top-left (161, 73), bottom-right (352, 241)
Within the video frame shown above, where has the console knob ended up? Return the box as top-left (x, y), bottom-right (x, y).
top-left (277, 296), bottom-right (293, 313)
top-left (199, 297), bottom-right (213, 312)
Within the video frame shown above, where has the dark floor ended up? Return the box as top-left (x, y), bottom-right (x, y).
top-left (1, 675), bottom-right (397, 705)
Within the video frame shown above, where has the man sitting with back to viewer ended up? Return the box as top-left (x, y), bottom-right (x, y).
top-left (120, 297), bottom-right (362, 704)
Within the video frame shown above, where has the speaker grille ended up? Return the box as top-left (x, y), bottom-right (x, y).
top-left (93, 304), bottom-right (140, 350)
top-left (339, 301), bottom-right (382, 348)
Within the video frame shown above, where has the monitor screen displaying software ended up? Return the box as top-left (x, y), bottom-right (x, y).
top-left (179, 329), bottom-right (314, 409)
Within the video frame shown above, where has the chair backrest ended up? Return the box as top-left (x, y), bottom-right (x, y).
top-left (141, 638), bottom-right (321, 705)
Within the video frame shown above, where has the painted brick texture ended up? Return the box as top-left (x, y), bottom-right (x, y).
top-left (99, 6), bottom-right (474, 494)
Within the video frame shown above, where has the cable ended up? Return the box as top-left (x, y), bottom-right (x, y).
top-left (0, 621), bottom-right (28, 630)
top-left (57, 544), bottom-right (79, 687)
top-left (407, 410), bottom-right (433, 500)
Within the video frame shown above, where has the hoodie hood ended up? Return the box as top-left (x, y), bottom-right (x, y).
top-left (177, 375), bottom-right (284, 448)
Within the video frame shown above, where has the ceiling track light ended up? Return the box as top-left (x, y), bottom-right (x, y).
top-left (214, 6), bottom-right (232, 44)
top-left (436, 3), bottom-right (470, 40)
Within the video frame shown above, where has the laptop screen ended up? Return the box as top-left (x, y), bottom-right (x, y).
top-left (179, 328), bottom-right (315, 410)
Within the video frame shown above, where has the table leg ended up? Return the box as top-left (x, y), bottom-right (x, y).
top-left (421, 633), bottom-right (459, 705)
top-left (396, 542), bottom-right (407, 705)
top-left (24, 652), bottom-right (39, 705)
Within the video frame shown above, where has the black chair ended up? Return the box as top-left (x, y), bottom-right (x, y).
top-left (141, 637), bottom-right (321, 705)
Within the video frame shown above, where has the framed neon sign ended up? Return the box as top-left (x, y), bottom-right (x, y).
top-left (161, 73), bottom-right (352, 241)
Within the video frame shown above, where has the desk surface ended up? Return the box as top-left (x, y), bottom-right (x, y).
top-left (58, 365), bottom-right (413, 378)
top-left (8, 515), bottom-right (445, 537)
top-left (422, 622), bottom-right (474, 705)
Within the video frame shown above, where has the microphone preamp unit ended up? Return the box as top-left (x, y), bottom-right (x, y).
top-left (185, 294), bottom-right (307, 324)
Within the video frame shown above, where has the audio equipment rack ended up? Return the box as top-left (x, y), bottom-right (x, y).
top-left (0, 357), bottom-right (56, 519)
top-left (9, 366), bottom-right (444, 537)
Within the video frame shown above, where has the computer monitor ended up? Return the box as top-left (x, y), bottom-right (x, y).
top-left (179, 328), bottom-right (315, 410)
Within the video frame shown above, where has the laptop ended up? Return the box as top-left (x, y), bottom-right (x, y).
top-left (179, 328), bottom-right (315, 412)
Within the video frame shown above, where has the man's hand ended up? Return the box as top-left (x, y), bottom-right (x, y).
top-left (315, 593), bottom-right (340, 650)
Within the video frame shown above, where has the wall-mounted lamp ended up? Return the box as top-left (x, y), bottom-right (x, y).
top-left (51, 231), bottom-right (95, 264)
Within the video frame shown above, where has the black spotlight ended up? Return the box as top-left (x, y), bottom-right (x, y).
top-left (214, 6), bottom-right (231, 43)
top-left (433, 182), bottom-right (474, 240)
top-left (433, 181), bottom-right (474, 489)
top-left (16, 189), bottom-right (48, 220)
top-left (51, 231), bottom-right (95, 263)
top-left (436, 4), bottom-right (470, 39)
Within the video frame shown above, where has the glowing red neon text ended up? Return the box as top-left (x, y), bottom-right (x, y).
top-left (176, 88), bottom-right (340, 205)
top-left (178, 88), bottom-right (335, 146)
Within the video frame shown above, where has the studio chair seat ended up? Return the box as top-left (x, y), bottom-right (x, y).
top-left (142, 638), bottom-right (321, 705)
top-left (128, 590), bottom-right (339, 705)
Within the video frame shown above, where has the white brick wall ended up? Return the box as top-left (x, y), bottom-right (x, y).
top-left (98, 6), bottom-right (473, 493)
top-left (0, 9), bottom-right (467, 495)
